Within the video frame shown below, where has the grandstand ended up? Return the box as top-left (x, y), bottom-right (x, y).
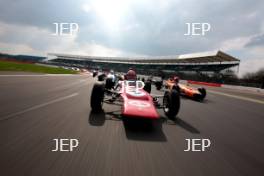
top-left (44, 50), bottom-right (239, 75)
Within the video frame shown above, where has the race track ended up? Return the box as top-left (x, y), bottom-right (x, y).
top-left (0, 73), bottom-right (264, 176)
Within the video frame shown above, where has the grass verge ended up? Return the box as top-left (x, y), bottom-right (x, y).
top-left (0, 61), bottom-right (78, 74)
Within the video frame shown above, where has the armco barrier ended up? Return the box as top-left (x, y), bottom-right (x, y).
top-left (187, 80), bottom-right (222, 87)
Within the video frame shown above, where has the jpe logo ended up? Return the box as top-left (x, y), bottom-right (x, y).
top-left (184, 23), bottom-right (211, 36)
top-left (52, 23), bottom-right (79, 36)
top-left (184, 139), bottom-right (211, 151)
top-left (123, 80), bottom-right (145, 93)
top-left (52, 138), bottom-right (79, 152)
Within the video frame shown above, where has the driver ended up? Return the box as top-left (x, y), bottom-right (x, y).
top-left (172, 76), bottom-right (181, 92)
top-left (109, 68), bottom-right (137, 102)
top-left (125, 68), bottom-right (137, 80)
top-left (107, 70), bottom-right (116, 82)
top-left (173, 76), bottom-right (179, 85)
top-left (105, 70), bottom-right (116, 89)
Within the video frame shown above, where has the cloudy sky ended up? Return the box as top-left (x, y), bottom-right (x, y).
top-left (0, 0), bottom-right (263, 75)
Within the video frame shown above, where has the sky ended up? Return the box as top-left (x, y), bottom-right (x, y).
top-left (0, 0), bottom-right (263, 76)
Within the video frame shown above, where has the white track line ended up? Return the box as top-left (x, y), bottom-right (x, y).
top-left (0, 93), bottom-right (79, 122)
top-left (208, 90), bottom-right (264, 105)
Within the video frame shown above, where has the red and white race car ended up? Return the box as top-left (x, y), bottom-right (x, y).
top-left (90, 78), bottom-right (180, 120)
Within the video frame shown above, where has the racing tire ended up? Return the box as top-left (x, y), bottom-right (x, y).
top-left (98, 74), bottom-right (106, 81)
top-left (90, 82), bottom-right (105, 112)
top-left (155, 81), bottom-right (162, 90)
top-left (197, 87), bottom-right (206, 100)
top-left (163, 89), bottom-right (180, 120)
top-left (144, 81), bottom-right (152, 93)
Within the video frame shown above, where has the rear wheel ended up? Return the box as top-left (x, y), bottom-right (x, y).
top-left (98, 74), bottom-right (106, 81)
top-left (90, 82), bottom-right (105, 112)
top-left (197, 87), bottom-right (206, 100)
top-left (163, 89), bottom-right (180, 120)
top-left (105, 77), bottom-right (114, 90)
top-left (92, 72), bottom-right (97, 77)
top-left (155, 81), bottom-right (162, 90)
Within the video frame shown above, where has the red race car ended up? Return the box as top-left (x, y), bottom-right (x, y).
top-left (90, 77), bottom-right (180, 120)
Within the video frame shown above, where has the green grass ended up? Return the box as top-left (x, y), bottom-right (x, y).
top-left (0, 61), bottom-right (78, 74)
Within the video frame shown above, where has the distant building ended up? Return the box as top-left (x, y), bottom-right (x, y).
top-left (45, 50), bottom-right (240, 75)
top-left (0, 53), bottom-right (45, 63)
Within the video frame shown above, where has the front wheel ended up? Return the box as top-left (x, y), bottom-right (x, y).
top-left (144, 81), bottom-right (152, 93)
top-left (90, 82), bottom-right (105, 112)
top-left (163, 89), bottom-right (180, 120)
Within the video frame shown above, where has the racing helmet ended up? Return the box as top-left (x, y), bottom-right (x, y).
top-left (173, 76), bottom-right (179, 83)
top-left (125, 68), bottom-right (137, 80)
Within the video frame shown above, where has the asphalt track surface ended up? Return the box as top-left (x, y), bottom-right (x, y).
top-left (0, 73), bottom-right (264, 176)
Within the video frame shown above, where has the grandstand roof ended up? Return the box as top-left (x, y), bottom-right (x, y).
top-left (47, 50), bottom-right (239, 65)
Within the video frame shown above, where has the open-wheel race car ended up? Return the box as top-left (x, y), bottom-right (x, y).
top-left (90, 75), bottom-right (180, 120)
top-left (164, 77), bottom-right (206, 101)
